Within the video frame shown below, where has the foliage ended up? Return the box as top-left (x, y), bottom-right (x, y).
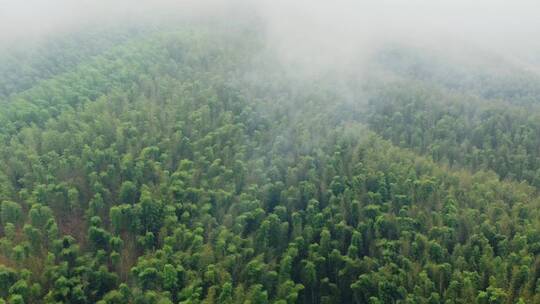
top-left (1, 23), bottom-right (540, 304)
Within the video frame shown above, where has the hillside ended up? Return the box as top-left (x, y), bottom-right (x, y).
top-left (1, 23), bottom-right (540, 304)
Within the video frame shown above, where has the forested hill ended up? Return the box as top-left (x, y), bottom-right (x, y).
top-left (1, 24), bottom-right (540, 304)
top-left (0, 25), bottom-right (157, 99)
top-left (375, 47), bottom-right (540, 106)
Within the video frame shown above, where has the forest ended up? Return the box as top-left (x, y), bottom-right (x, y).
top-left (2, 5), bottom-right (540, 304)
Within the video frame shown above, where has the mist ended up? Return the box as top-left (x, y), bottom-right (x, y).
top-left (2, 0), bottom-right (540, 73)
top-left (258, 0), bottom-right (540, 74)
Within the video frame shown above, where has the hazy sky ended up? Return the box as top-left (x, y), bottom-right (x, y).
top-left (1, 0), bottom-right (540, 68)
top-left (258, 0), bottom-right (540, 66)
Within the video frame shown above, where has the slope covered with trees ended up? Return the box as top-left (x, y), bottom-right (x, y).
top-left (1, 23), bottom-right (540, 304)
top-left (375, 47), bottom-right (540, 106)
top-left (0, 25), bottom-right (160, 99)
top-left (367, 79), bottom-right (540, 188)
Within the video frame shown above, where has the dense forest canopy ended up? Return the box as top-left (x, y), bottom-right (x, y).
top-left (2, 3), bottom-right (540, 304)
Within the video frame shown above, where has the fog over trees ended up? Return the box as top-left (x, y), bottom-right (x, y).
top-left (1, 1), bottom-right (540, 303)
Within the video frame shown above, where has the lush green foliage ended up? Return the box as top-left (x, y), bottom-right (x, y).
top-left (0, 26), bottom-right (156, 99)
top-left (1, 25), bottom-right (540, 304)
top-left (367, 81), bottom-right (540, 187)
